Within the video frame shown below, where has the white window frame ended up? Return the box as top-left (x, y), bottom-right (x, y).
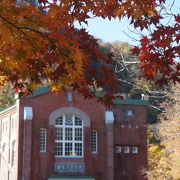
top-left (124, 147), bottom-right (130, 153)
top-left (67, 92), bottom-right (73, 102)
top-left (132, 147), bottom-right (138, 154)
top-left (55, 114), bottom-right (83, 158)
top-left (127, 109), bottom-right (134, 117)
top-left (91, 130), bottom-right (98, 153)
top-left (115, 146), bottom-right (121, 153)
top-left (40, 128), bottom-right (47, 153)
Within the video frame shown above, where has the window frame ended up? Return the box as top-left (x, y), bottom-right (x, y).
top-left (40, 128), bottom-right (47, 153)
top-left (91, 130), bottom-right (98, 154)
top-left (55, 114), bottom-right (84, 158)
top-left (122, 106), bottom-right (135, 119)
top-left (115, 146), bottom-right (121, 153)
top-left (124, 146), bottom-right (130, 153)
top-left (132, 147), bottom-right (138, 154)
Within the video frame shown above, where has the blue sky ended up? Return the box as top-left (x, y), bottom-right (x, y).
top-left (76, 0), bottom-right (179, 45)
top-left (81, 17), bottom-right (140, 45)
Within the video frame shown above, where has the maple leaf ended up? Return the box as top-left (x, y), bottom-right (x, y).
top-left (174, 15), bottom-right (180, 23)
top-left (131, 46), bottom-right (140, 55)
top-left (0, 0), bottom-right (179, 105)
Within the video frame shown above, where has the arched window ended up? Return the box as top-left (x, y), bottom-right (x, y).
top-left (11, 140), bottom-right (16, 167)
top-left (55, 114), bottom-right (83, 157)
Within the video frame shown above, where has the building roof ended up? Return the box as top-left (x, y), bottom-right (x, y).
top-left (113, 99), bottom-right (149, 106)
top-left (0, 87), bottom-right (149, 114)
top-left (23, 86), bottom-right (50, 98)
top-left (24, 86), bottom-right (149, 106)
top-left (0, 104), bottom-right (16, 114)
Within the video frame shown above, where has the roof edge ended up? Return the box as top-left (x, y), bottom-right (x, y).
top-left (20, 86), bottom-right (149, 106)
top-left (0, 104), bottom-right (16, 114)
top-left (113, 99), bottom-right (149, 106)
top-left (21, 86), bottom-right (50, 99)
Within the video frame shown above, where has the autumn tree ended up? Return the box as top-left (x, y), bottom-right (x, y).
top-left (0, 0), bottom-right (179, 104)
top-left (99, 41), bottom-right (139, 94)
top-left (148, 84), bottom-right (180, 179)
top-left (0, 82), bottom-right (15, 108)
top-left (158, 84), bottom-right (180, 178)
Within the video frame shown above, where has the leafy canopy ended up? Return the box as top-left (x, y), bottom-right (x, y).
top-left (0, 0), bottom-right (179, 104)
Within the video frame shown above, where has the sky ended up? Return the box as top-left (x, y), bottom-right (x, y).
top-left (79, 17), bottom-right (140, 45)
top-left (75, 0), bottom-right (180, 46)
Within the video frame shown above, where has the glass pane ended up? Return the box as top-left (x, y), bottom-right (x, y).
top-left (65, 128), bottom-right (73, 140)
top-left (91, 130), bottom-right (97, 153)
top-left (75, 143), bottom-right (82, 156)
top-left (55, 142), bottom-right (63, 156)
top-left (65, 143), bottom-right (73, 156)
top-left (65, 115), bottom-right (73, 125)
top-left (55, 127), bottom-right (63, 140)
top-left (75, 116), bottom-right (82, 126)
top-left (75, 128), bottom-right (82, 141)
top-left (40, 128), bottom-right (46, 152)
top-left (55, 116), bottom-right (63, 125)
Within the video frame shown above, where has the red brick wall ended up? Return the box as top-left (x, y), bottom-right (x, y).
top-left (16, 91), bottom-right (147, 180)
top-left (113, 105), bottom-right (147, 180)
top-left (19, 92), bottom-right (107, 180)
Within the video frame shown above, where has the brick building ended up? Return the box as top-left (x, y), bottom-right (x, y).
top-left (0, 87), bottom-right (148, 180)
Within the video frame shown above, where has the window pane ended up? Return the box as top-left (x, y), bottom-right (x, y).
top-left (115, 146), bottom-right (121, 153)
top-left (132, 147), bottom-right (138, 153)
top-left (75, 117), bottom-right (82, 126)
top-left (65, 143), bottom-right (73, 156)
top-left (55, 116), bottom-right (63, 125)
top-left (124, 147), bottom-right (130, 153)
top-left (65, 128), bottom-right (73, 140)
top-left (40, 128), bottom-right (47, 152)
top-left (75, 128), bottom-right (82, 141)
top-left (65, 115), bottom-right (73, 125)
top-left (75, 143), bottom-right (82, 156)
top-left (55, 142), bottom-right (63, 156)
top-left (127, 109), bottom-right (135, 117)
top-left (91, 130), bottom-right (97, 153)
top-left (55, 127), bottom-right (63, 140)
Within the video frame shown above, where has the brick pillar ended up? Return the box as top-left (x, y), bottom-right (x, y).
top-left (22, 107), bottom-right (33, 180)
top-left (105, 111), bottom-right (114, 180)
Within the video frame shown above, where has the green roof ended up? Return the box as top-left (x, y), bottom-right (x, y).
top-left (23, 86), bottom-right (50, 98)
top-left (113, 99), bottom-right (149, 106)
top-left (94, 91), bottom-right (149, 106)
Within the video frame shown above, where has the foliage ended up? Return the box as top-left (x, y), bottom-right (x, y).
top-left (0, 0), bottom-right (179, 105)
top-left (132, 5), bottom-right (180, 86)
top-left (147, 108), bottom-right (159, 124)
top-left (99, 41), bottom-right (137, 94)
top-left (148, 144), bottom-right (172, 179)
top-left (148, 84), bottom-right (180, 179)
top-left (0, 82), bottom-right (15, 108)
top-left (158, 84), bottom-right (180, 179)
